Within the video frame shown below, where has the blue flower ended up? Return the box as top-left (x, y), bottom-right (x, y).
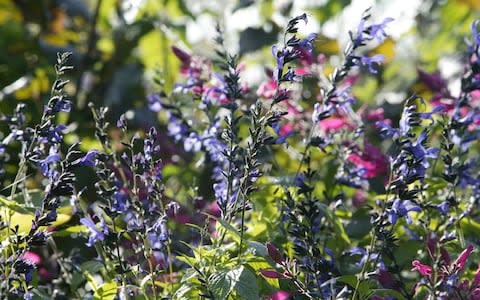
top-left (80, 217), bottom-right (108, 247)
top-left (148, 94), bottom-right (163, 112)
top-left (349, 247), bottom-right (385, 269)
top-left (298, 33), bottom-right (318, 52)
top-left (271, 45), bottom-right (285, 82)
top-left (471, 20), bottom-right (480, 47)
top-left (147, 216), bottom-right (168, 250)
top-left (113, 190), bottom-right (129, 212)
top-left (79, 149), bottom-right (98, 167)
top-left (184, 132), bottom-right (202, 152)
top-left (38, 148), bottom-right (61, 176)
top-left (359, 54), bottom-right (384, 74)
top-left (353, 18), bottom-right (366, 47)
top-left (369, 18), bottom-right (394, 43)
top-left (436, 201), bottom-right (449, 215)
top-left (387, 199), bottom-right (421, 224)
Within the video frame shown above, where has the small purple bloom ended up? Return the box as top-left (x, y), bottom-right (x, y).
top-left (117, 114), bottom-right (127, 129)
top-left (369, 18), bottom-right (394, 43)
top-left (472, 20), bottom-right (480, 46)
top-left (349, 247), bottom-right (385, 269)
top-left (113, 190), bottom-right (129, 212)
top-left (38, 149), bottom-right (61, 176)
top-left (360, 54), bottom-right (384, 74)
top-left (148, 94), bottom-right (163, 112)
top-left (81, 217), bottom-right (108, 247)
top-left (184, 132), bottom-right (202, 152)
top-left (387, 199), bottom-right (421, 224)
top-left (298, 33), bottom-right (317, 52)
top-left (147, 216), bottom-right (168, 250)
top-left (353, 18), bottom-right (366, 47)
top-left (79, 149), bottom-right (98, 167)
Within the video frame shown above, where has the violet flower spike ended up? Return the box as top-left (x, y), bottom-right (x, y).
top-left (369, 17), bottom-right (394, 43)
top-left (80, 217), bottom-right (108, 247)
top-left (387, 199), bottom-right (421, 224)
top-left (360, 54), bottom-right (385, 74)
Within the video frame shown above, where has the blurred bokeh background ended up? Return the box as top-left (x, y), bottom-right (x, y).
top-left (0, 0), bottom-right (479, 150)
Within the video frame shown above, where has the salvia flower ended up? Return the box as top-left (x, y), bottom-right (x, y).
top-left (78, 149), bottom-right (98, 167)
top-left (454, 244), bottom-right (474, 272)
top-left (387, 199), bottom-right (421, 224)
top-left (369, 17), bottom-right (394, 43)
top-left (80, 217), bottom-right (109, 247)
top-left (411, 260), bottom-right (432, 278)
top-left (359, 54), bottom-right (385, 74)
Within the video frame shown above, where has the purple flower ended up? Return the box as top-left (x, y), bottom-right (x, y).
top-left (360, 54), bottom-right (384, 74)
top-left (80, 217), bottom-right (108, 247)
top-left (147, 216), bottom-right (168, 250)
top-left (369, 18), bottom-right (394, 43)
top-left (353, 18), bottom-right (366, 47)
top-left (167, 116), bottom-right (188, 142)
top-left (79, 149), bottom-right (98, 167)
top-left (117, 114), bottom-right (127, 129)
top-left (349, 247), bottom-right (385, 269)
top-left (184, 132), bottom-right (202, 152)
top-left (472, 20), bottom-right (480, 46)
top-left (387, 199), bottom-right (421, 224)
top-left (38, 148), bottom-right (61, 176)
top-left (148, 94), bottom-right (163, 112)
top-left (113, 190), bottom-right (129, 212)
top-left (271, 45), bottom-right (285, 82)
top-left (298, 33), bottom-right (318, 52)
top-left (14, 257), bottom-right (36, 283)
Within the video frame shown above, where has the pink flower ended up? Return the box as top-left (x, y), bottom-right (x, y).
top-left (470, 288), bottom-right (480, 300)
top-left (257, 79), bottom-right (277, 99)
top-left (411, 260), bottom-right (432, 278)
top-left (267, 291), bottom-right (291, 300)
top-left (23, 251), bottom-right (41, 265)
top-left (348, 142), bottom-right (388, 178)
top-left (319, 117), bottom-right (354, 133)
top-left (454, 245), bottom-right (474, 272)
top-left (472, 265), bottom-right (480, 288)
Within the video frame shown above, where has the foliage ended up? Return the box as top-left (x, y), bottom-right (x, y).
top-left (1, 0), bottom-right (480, 299)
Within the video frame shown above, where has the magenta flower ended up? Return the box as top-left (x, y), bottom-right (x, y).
top-left (267, 291), bottom-right (291, 300)
top-left (454, 244), bottom-right (474, 272)
top-left (411, 260), bottom-right (432, 278)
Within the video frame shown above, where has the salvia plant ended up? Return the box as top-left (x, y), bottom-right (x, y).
top-left (3, 7), bottom-right (480, 300)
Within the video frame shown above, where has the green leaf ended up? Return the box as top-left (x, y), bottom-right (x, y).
top-left (0, 195), bottom-right (35, 214)
top-left (248, 241), bottom-right (268, 257)
top-left (234, 267), bottom-right (260, 300)
top-left (337, 275), bottom-right (369, 298)
top-left (215, 217), bottom-right (241, 244)
top-left (93, 281), bottom-right (117, 300)
top-left (210, 266), bottom-right (244, 300)
top-left (174, 283), bottom-right (194, 300)
top-left (81, 261), bottom-right (104, 274)
top-left (368, 289), bottom-right (407, 300)
top-left (51, 225), bottom-right (88, 237)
